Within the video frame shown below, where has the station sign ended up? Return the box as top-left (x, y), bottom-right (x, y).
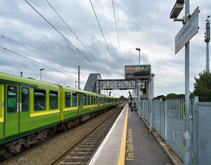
top-left (124, 65), bottom-right (151, 79)
top-left (175, 7), bottom-right (199, 54)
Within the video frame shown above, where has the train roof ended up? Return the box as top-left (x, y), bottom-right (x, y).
top-left (0, 72), bottom-right (118, 98)
top-left (0, 72), bottom-right (58, 89)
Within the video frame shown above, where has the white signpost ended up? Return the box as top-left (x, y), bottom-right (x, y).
top-left (175, 7), bottom-right (199, 54)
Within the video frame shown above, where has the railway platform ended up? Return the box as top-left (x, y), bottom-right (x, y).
top-left (88, 104), bottom-right (174, 165)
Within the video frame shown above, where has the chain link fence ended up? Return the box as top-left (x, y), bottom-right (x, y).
top-left (138, 97), bottom-right (200, 163)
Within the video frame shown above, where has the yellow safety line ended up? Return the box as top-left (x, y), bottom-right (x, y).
top-left (118, 105), bottom-right (128, 165)
top-left (30, 110), bottom-right (60, 117)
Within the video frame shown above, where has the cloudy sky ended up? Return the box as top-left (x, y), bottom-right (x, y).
top-left (0, 0), bottom-right (210, 97)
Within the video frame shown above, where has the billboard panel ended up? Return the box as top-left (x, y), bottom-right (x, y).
top-left (125, 65), bottom-right (151, 79)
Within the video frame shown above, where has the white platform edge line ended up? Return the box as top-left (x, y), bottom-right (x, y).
top-left (88, 104), bottom-right (127, 165)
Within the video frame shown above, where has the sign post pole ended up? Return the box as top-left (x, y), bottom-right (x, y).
top-left (184, 1), bottom-right (191, 165)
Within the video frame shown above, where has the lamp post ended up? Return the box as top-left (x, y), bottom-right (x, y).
top-left (205, 15), bottom-right (210, 72)
top-left (40, 68), bottom-right (44, 81)
top-left (136, 47), bottom-right (141, 65)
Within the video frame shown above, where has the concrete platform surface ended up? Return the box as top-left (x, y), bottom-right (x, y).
top-left (88, 104), bottom-right (174, 165)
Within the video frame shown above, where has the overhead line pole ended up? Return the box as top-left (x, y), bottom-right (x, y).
top-left (78, 66), bottom-right (80, 90)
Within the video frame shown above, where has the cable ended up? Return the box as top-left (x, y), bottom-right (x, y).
top-left (0, 46), bottom-right (84, 81)
top-left (90, 0), bottom-right (120, 78)
top-left (0, 34), bottom-right (89, 80)
top-left (0, 45), bottom-right (102, 90)
top-left (46, 0), bottom-right (109, 78)
top-left (0, 34), bottom-right (59, 64)
top-left (25, 0), bottom-right (106, 78)
top-left (111, 0), bottom-right (123, 68)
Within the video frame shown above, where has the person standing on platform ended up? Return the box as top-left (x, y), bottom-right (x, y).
top-left (133, 102), bottom-right (136, 111)
top-left (129, 101), bottom-right (132, 110)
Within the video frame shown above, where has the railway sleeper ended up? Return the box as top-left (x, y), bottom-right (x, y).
top-left (60, 161), bottom-right (87, 165)
top-left (64, 158), bottom-right (90, 163)
top-left (74, 149), bottom-right (96, 152)
top-left (66, 155), bottom-right (90, 159)
top-left (71, 152), bottom-right (93, 156)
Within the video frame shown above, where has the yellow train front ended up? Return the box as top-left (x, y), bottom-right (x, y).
top-left (0, 72), bottom-right (118, 160)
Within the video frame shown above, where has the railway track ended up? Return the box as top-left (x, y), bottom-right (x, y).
top-left (1, 103), bottom-right (125, 165)
top-left (49, 104), bottom-right (125, 165)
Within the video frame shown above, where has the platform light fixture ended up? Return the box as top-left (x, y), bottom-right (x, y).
top-left (170, 0), bottom-right (185, 19)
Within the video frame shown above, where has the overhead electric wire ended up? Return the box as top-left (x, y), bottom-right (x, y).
top-left (111, 0), bottom-right (123, 68)
top-left (0, 46), bottom-right (99, 89)
top-left (0, 46), bottom-right (87, 82)
top-left (0, 34), bottom-right (89, 80)
top-left (46, 0), bottom-right (109, 78)
top-left (0, 34), bottom-right (58, 64)
top-left (0, 36), bottom-right (101, 89)
top-left (25, 0), bottom-right (106, 79)
top-left (90, 0), bottom-right (120, 78)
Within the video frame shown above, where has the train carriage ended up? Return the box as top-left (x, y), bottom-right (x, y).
top-left (0, 72), bottom-right (119, 160)
top-left (0, 73), bottom-right (61, 149)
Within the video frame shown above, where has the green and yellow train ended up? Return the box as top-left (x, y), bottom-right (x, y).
top-left (0, 72), bottom-right (118, 160)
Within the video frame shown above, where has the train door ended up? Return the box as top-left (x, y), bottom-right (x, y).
top-left (78, 94), bottom-right (83, 115)
top-left (19, 86), bottom-right (30, 133)
top-left (4, 85), bottom-right (31, 137)
top-left (5, 84), bottom-right (19, 137)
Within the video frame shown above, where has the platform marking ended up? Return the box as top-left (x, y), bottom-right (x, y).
top-left (118, 105), bottom-right (128, 165)
top-left (126, 129), bottom-right (134, 160)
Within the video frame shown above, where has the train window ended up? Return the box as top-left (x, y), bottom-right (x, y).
top-left (72, 93), bottom-right (77, 107)
top-left (100, 97), bottom-right (102, 104)
top-left (49, 91), bottom-right (58, 109)
top-left (88, 95), bottom-right (90, 105)
top-left (65, 92), bottom-right (71, 107)
top-left (21, 88), bottom-right (29, 112)
top-left (95, 96), bottom-right (98, 104)
top-left (84, 95), bottom-right (87, 105)
top-left (91, 96), bottom-right (93, 105)
top-left (7, 86), bottom-right (17, 113)
top-left (34, 89), bottom-right (46, 111)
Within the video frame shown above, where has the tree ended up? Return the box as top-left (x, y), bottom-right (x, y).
top-left (193, 70), bottom-right (211, 102)
top-left (155, 95), bottom-right (165, 100)
top-left (166, 93), bottom-right (177, 98)
top-left (177, 94), bottom-right (185, 98)
top-left (119, 95), bottom-right (127, 101)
